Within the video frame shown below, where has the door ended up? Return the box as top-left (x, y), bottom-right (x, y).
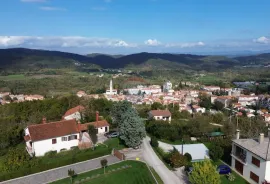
top-left (235, 159), bottom-right (244, 175)
top-left (105, 126), bottom-right (108, 132)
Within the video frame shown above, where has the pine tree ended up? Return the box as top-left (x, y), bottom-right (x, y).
top-left (118, 107), bottom-right (146, 148)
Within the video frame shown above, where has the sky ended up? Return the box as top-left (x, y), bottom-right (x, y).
top-left (0, 0), bottom-right (270, 54)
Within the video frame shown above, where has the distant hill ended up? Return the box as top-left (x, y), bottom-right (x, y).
top-left (0, 48), bottom-right (269, 72)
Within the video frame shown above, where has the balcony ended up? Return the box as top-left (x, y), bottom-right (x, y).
top-left (231, 145), bottom-right (247, 164)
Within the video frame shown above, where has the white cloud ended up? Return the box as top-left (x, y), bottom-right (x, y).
top-left (21, 0), bottom-right (47, 2)
top-left (144, 39), bottom-right (161, 46)
top-left (0, 36), bottom-right (133, 48)
top-left (40, 6), bottom-right (67, 11)
top-left (253, 36), bottom-right (269, 44)
top-left (165, 41), bottom-right (205, 48)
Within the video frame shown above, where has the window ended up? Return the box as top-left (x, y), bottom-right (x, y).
top-left (68, 135), bottom-right (78, 141)
top-left (252, 156), bottom-right (260, 168)
top-left (52, 138), bottom-right (57, 144)
top-left (250, 171), bottom-right (259, 183)
top-left (61, 137), bottom-right (67, 141)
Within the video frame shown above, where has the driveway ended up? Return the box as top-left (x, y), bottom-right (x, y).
top-left (123, 137), bottom-right (188, 184)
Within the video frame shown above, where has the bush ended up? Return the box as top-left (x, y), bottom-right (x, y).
top-left (44, 150), bottom-right (57, 158)
top-left (168, 147), bottom-right (187, 168)
top-left (150, 137), bottom-right (159, 148)
top-left (209, 145), bottom-right (224, 161)
top-left (184, 153), bottom-right (192, 162)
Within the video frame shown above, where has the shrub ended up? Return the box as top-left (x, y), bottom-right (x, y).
top-left (44, 150), bottom-right (57, 158)
top-left (209, 145), bottom-right (224, 161)
top-left (150, 137), bottom-right (159, 148)
top-left (168, 147), bottom-right (188, 168)
top-left (184, 153), bottom-right (192, 162)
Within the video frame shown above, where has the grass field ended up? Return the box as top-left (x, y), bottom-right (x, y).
top-left (0, 74), bottom-right (26, 80)
top-left (51, 160), bottom-right (157, 184)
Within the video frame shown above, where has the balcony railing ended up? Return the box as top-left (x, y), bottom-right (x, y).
top-left (231, 150), bottom-right (247, 163)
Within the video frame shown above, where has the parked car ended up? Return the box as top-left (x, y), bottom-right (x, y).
top-left (185, 166), bottom-right (193, 175)
top-left (217, 165), bottom-right (231, 174)
top-left (105, 131), bottom-right (119, 138)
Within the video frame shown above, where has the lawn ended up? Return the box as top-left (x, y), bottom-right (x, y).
top-left (51, 160), bottom-right (157, 184)
top-left (214, 160), bottom-right (249, 184)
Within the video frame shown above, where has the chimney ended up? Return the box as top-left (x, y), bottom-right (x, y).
top-left (96, 111), bottom-right (99, 122)
top-left (236, 129), bottom-right (240, 139)
top-left (42, 117), bottom-right (46, 124)
top-left (259, 133), bottom-right (264, 144)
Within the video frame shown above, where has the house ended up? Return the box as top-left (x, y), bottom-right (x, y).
top-left (63, 105), bottom-right (85, 121)
top-left (148, 110), bottom-right (172, 122)
top-left (231, 130), bottom-right (270, 184)
top-left (203, 86), bottom-right (221, 92)
top-left (24, 118), bottom-right (80, 157)
top-left (215, 96), bottom-right (232, 108)
top-left (77, 91), bottom-right (87, 98)
top-left (263, 114), bottom-right (270, 122)
top-left (80, 112), bottom-right (110, 134)
top-left (24, 95), bottom-right (44, 101)
top-left (163, 81), bottom-right (172, 92)
top-left (192, 105), bottom-right (206, 113)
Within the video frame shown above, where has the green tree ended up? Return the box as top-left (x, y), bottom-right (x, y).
top-left (212, 113), bottom-right (224, 124)
top-left (150, 136), bottom-right (159, 147)
top-left (189, 159), bottom-right (221, 184)
top-left (119, 107), bottom-right (146, 148)
top-left (100, 158), bottom-right (108, 174)
top-left (199, 94), bottom-right (211, 110)
top-left (68, 169), bottom-right (76, 184)
top-left (151, 102), bottom-right (165, 110)
top-left (169, 147), bottom-right (187, 168)
top-left (209, 145), bottom-right (224, 161)
top-left (184, 153), bottom-right (192, 163)
top-left (88, 125), bottom-right (98, 149)
top-left (214, 101), bottom-right (225, 111)
top-left (111, 101), bottom-right (132, 126)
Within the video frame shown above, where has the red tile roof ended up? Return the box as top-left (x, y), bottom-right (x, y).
top-left (80, 120), bottom-right (110, 131)
top-left (64, 105), bottom-right (85, 117)
top-left (27, 119), bottom-right (79, 142)
top-left (149, 110), bottom-right (171, 117)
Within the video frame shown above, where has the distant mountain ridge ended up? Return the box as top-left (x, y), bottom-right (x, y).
top-left (0, 48), bottom-right (269, 72)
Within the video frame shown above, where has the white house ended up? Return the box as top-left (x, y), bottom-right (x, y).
top-left (264, 114), bottom-right (270, 122)
top-left (192, 105), bottom-right (206, 113)
top-left (231, 130), bottom-right (270, 184)
top-left (24, 118), bottom-right (80, 157)
top-left (203, 86), bottom-right (220, 92)
top-left (80, 111), bottom-right (110, 134)
top-left (63, 105), bottom-right (85, 121)
top-left (148, 110), bottom-right (172, 122)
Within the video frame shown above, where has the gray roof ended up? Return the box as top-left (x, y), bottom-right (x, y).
top-left (233, 138), bottom-right (270, 161)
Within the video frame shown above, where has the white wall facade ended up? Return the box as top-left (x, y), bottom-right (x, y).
top-left (97, 126), bottom-right (109, 134)
top-left (32, 133), bottom-right (79, 156)
top-left (231, 143), bottom-right (269, 184)
top-left (64, 112), bottom-right (82, 121)
top-left (150, 115), bottom-right (171, 122)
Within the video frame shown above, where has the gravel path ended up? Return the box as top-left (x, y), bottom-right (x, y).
top-left (0, 155), bottom-right (120, 184)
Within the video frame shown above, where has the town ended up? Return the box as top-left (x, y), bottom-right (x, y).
top-left (0, 78), bottom-right (270, 184)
